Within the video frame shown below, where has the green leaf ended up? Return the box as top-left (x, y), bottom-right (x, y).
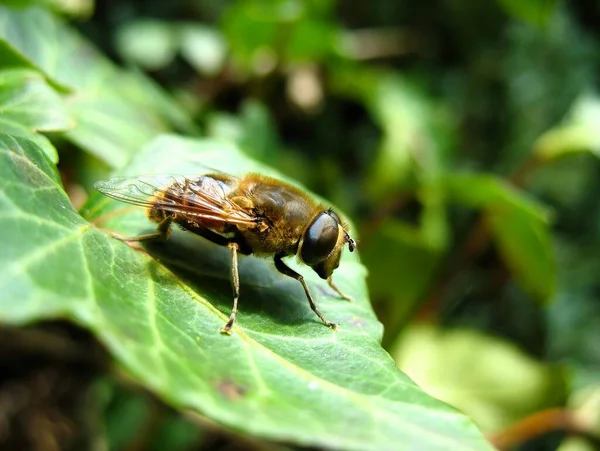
top-left (534, 95), bottom-right (600, 161)
top-left (445, 174), bottom-right (556, 302)
top-left (334, 72), bottom-right (453, 198)
top-left (365, 75), bottom-right (435, 196)
top-left (3, 0), bottom-right (94, 17)
top-left (180, 24), bottom-right (227, 75)
top-left (333, 70), bottom-right (454, 251)
top-left (221, 2), bottom-right (280, 69)
top-left (0, 68), bottom-right (74, 163)
top-left (100, 379), bottom-right (203, 450)
top-left (44, 0), bottom-right (94, 17)
top-left (496, 0), bottom-right (556, 27)
top-left (0, 39), bottom-right (47, 72)
top-left (207, 100), bottom-right (280, 163)
top-left (0, 38), bottom-right (74, 99)
top-left (285, 17), bottom-right (337, 62)
top-left (335, 71), bottom-right (454, 250)
top-left (393, 324), bottom-right (566, 432)
top-left (0, 134), bottom-right (491, 451)
top-left (115, 19), bottom-right (178, 70)
top-left (0, 5), bottom-right (196, 168)
top-left (116, 19), bottom-right (228, 77)
top-left (444, 174), bottom-right (548, 220)
top-left (360, 219), bottom-right (443, 342)
top-left (222, 0), bottom-right (338, 70)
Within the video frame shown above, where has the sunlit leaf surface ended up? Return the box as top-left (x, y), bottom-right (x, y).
top-left (0, 69), bottom-right (73, 163)
top-left (534, 95), bottom-right (600, 161)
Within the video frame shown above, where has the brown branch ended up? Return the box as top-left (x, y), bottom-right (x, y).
top-left (416, 215), bottom-right (489, 320)
top-left (488, 408), bottom-right (585, 450)
top-left (509, 155), bottom-right (544, 188)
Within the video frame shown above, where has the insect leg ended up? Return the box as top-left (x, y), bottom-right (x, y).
top-left (221, 242), bottom-right (240, 335)
top-left (179, 222), bottom-right (253, 254)
top-left (115, 216), bottom-right (173, 242)
top-left (273, 254), bottom-right (339, 330)
top-left (327, 276), bottom-right (353, 302)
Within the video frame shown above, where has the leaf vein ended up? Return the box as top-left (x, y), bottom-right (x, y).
top-left (0, 224), bottom-right (90, 286)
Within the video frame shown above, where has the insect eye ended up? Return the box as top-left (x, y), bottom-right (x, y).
top-left (301, 212), bottom-right (339, 265)
top-left (327, 208), bottom-right (341, 224)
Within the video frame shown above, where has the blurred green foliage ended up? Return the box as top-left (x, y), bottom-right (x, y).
top-left (1, 0), bottom-right (600, 449)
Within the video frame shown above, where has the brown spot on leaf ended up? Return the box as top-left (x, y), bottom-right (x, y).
top-left (215, 379), bottom-right (247, 401)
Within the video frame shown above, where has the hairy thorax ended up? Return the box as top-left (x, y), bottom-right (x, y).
top-left (236, 176), bottom-right (321, 256)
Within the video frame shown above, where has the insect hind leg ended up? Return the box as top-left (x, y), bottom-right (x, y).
top-left (112, 215), bottom-right (173, 243)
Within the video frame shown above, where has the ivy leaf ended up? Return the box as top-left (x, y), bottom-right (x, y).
top-left (115, 19), bottom-right (178, 70)
top-left (393, 324), bottom-right (566, 433)
top-left (0, 69), bottom-right (74, 163)
top-left (206, 100), bottom-right (280, 164)
top-left (335, 71), bottom-right (453, 251)
top-left (496, 0), bottom-right (556, 27)
top-left (534, 95), bottom-right (600, 161)
top-left (445, 173), bottom-right (555, 302)
top-left (0, 39), bottom-right (60, 84)
top-left (0, 4), bottom-right (197, 168)
top-left (360, 219), bottom-right (444, 345)
top-left (0, 134), bottom-right (491, 451)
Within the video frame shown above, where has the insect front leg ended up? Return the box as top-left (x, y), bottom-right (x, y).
top-left (327, 276), bottom-right (353, 302)
top-left (221, 242), bottom-right (241, 335)
top-left (274, 254), bottom-right (339, 330)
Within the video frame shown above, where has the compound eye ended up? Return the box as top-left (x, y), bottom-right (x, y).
top-left (301, 212), bottom-right (339, 265)
top-left (327, 209), bottom-right (341, 224)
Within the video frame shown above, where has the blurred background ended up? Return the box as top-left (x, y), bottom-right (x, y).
top-left (32, 0), bottom-right (600, 449)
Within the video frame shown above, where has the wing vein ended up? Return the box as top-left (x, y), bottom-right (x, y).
top-left (94, 174), bottom-right (258, 229)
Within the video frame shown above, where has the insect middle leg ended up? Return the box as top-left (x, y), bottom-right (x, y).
top-left (180, 222), bottom-right (252, 254)
top-left (274, 254), bottom-right (339, 330)
top-left (221, 242), bottom-right (240, 335)
top-left (179, 223), bottom-right (250, 334)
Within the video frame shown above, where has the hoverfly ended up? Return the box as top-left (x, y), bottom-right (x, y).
top-left (94, 173), bottom-right (356, 334)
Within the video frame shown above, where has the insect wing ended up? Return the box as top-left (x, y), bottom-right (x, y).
top-left (94, 175), bottom-right (187, 208)
top-left (183, 176), bottom-right (258, 226)
top-left (94, 175), bottom-right (258, 228)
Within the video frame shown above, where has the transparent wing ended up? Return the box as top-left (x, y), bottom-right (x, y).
top-left (94, 175), bottom-right (185, 209)
top-left (94, 174), bottom-right (258, 227)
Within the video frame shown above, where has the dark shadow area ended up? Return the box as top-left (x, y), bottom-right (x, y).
top-left (0, 323), bottom-right (107, 450)
top-left (142, 229), bottom-right (326, 327)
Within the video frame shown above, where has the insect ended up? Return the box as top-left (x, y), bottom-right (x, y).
top-left (94, 173), bottom-right (356, 334)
